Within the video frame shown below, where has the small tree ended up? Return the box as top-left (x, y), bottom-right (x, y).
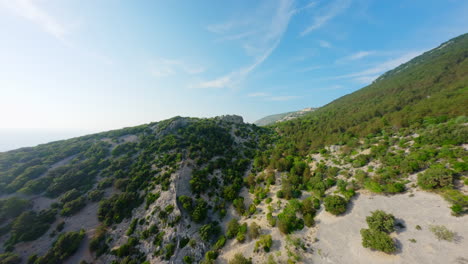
top-left (417, 167), bottom-right (453, 190)
top-left (229, 253), bottom-right (252, 264)
top-left (226, 218), bottom-right (240, 239)
top-left (366, 210), bottom-right (395, 233)
top-left (360, 229), bottom-right (396, 253)
top-left (248, 222), bottom-right (260, 239)
top-left (255, 234), bottom-right (273, 252)
top-left (323, 195), bottom-right (347, 215)
top-left (303, 213), bottom-right (315, 227)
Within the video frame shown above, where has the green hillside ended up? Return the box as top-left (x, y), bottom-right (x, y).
top-left (273, 33), bottom-right (468, 154)
top-left (0, 34), bottom-right (466, 264)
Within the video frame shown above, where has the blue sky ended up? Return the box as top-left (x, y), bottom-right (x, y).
top-left (0, 0), bottom-right (467, 137)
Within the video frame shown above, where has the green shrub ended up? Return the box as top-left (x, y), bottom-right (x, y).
top-left (277, 200), bottom-right (303, 234)
top-left (366, 210), bottom-right (395, 233)
top-left (34, 230), bottom-right (85, 264)
top-left (236, 223), bottom-right (247, 243)
top-left (303, 213), bottom-right (315, 227)
top-left (248, 222), bottom-right (260, 239)
top-left (0, 252), bottom-right (21, 264)
top-left (226, 218), bottom-right (240, 239)
top-left (254, 235), bottom-right (272, 252)
top-left (89, 226), bottom-right (108, 257)
top-left (417, 167), bottom-right (453, 189)
top-left (429, 225), bottom-right (456, 242)
top-left (228, 253), bottom-right (252, 264)
top-left (360, 228), bottom-right (396, 254)
top-left (323, 195), bottom-right (347, 215)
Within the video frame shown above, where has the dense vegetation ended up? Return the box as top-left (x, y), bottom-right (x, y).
top-left (360, 210), bottom-right (397, 253)
top-left (0, 34), bottom-right (466, 263)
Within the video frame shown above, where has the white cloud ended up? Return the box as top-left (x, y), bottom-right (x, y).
top-left (346, 50), bottom-right (375, 60)
top-left (150, 58), bottom-right (205, 78)
top-left (348, 51), bottom-right (374, 60)
top-left (1, 0), bottom-right (68, 42)
top-left (319, 40), bottom-right (331, 48)
top-left (333, 51), bottom-right (424, 84)
top-left (196, 0), bottom-right (295, 89)
top-left (247, 92), bottom-right (269, 97)
top-left (335, 50), bottom-right (375, 64)
top-left (300, 0), bottom-right (351, 36)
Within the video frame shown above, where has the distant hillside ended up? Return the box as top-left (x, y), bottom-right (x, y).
top-left (254, 107), bottom-right (316, 126)
top-left (274, 33), bottom-right (468, 154)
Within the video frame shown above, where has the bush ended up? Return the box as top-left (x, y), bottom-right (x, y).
top-left (254, 235), bottom-right (272, 252)
top-left (303, 213), bottom-right (315, 227)
top-left (0, 252), bottom-right (21, 264)
top-left (277, 200), bottom-right (303, 234)
top-left (266, 213), bottom-right (276, 227)
top-left (183, 256), bottom-right (194, 264)
top-left (226, 218), bottom-right (240, 239)
top-left (228, 253), bottom-right (252, 264)
top-left (429, 225), bottom-right (456, 242)
top-left (60, 197), bottom-right (87, 216)
top-left (34, 230), bottom-right (85, 264)
top-left (248, 222), bottom-right (260, 239)
top-left (417, 167), bottom-right (453, 190)
top-left (366, 210), bottom-right (395, 233)
top-left (236, 223), bottom-right (247, 243)
top-left (0, 197), bottom-right (31, 223)
top-left (191, 198), bottom-right (208, 223)
top-left (88, 190), bottom-right (104, 202)
top-left (323, 195), bottom-right (347, 215)
top-left (199, 222), bottom-right (220, 242)
top-left (6, 209), bottom-right (56, 246)
top-left (98, 192), bottom-right (141, 226)
top-left (360, 228), bottom-right (396, 254)
top-left (89, 226), bottom-right (108, 257)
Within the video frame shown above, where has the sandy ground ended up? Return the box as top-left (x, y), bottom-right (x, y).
top-left (311, 191), bottom-right (468, 264)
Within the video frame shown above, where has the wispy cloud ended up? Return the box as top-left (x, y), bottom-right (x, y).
top-left (194, 0), bottom-right (295, 89)
top-left (298, 65), bottom-right (321, 73)
top-left (345, 50), bottom-right (375, 60)
top-left (334, 51), bottom-right (423, 83)
top-left (247, 92), bottom-right (269, 97)
top-left (300, 0), bottom-right (351, 36)
top-left (1, 0), bottom-right (68, 42)
top-left (334, 50), bottom-right (375, 64)
top-left (150, 58), bottom-right (205, 78)
top-left (319, 40), bottom-right (331, 48)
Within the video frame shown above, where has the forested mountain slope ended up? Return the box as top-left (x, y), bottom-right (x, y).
top-left (273, 33), bottom-right (468, 154)
top-left (0, 34), bottom-right (466, 264)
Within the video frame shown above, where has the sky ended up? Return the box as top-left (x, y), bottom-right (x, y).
top-left (0, 0), bottom-right (467, 150)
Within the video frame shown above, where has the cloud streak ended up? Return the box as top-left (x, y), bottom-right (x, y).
top-left (194, 0), bottom-right (295, 89)
top-left (1, 0), bottom-right (68, 42)
top-left (300, 0), bottom-right (351, 36)
top-left (334, 51), bottom-right (423, 84)
top-left (150, 58), bottom-right (205, 78)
